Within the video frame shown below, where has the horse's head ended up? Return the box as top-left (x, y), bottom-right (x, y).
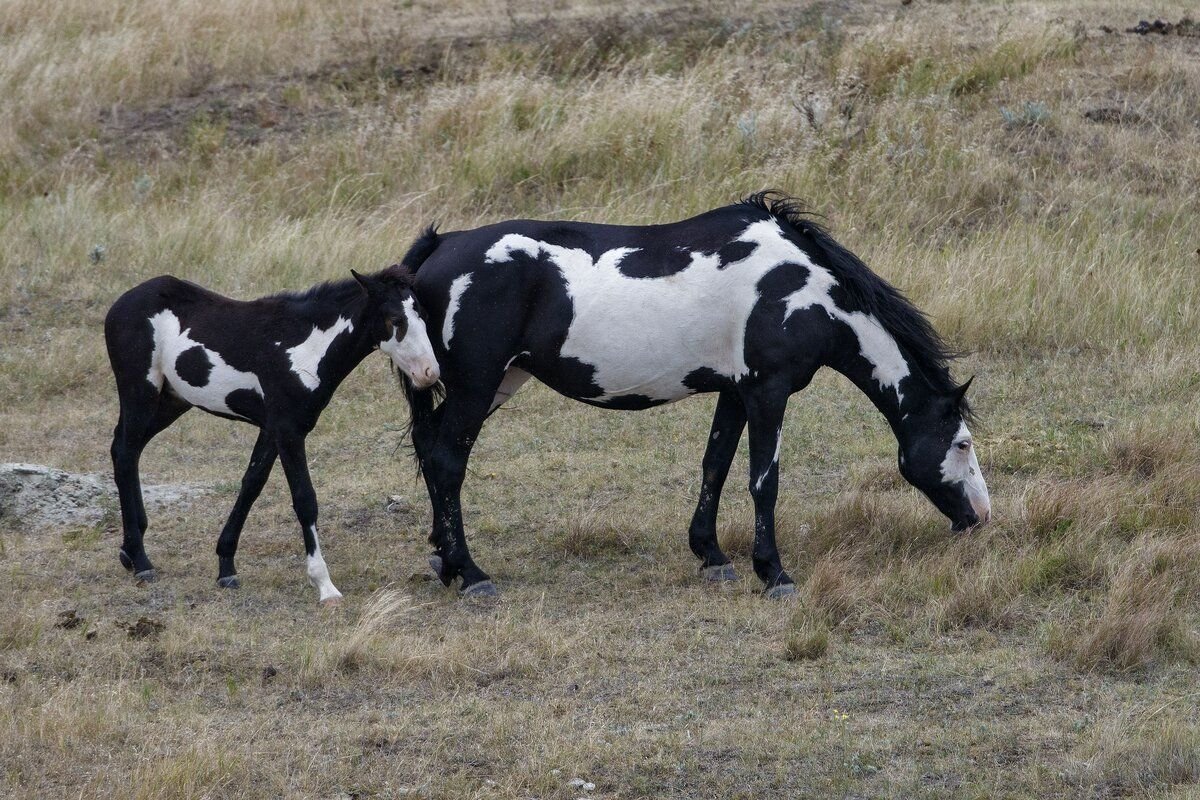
top-left (896, 378), bottom-right (990, 531)
top-left (351, 268), bottom-right (440, 389)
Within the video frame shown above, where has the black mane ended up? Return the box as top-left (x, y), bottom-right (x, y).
top-left (267, 263), bottom-right (415, 308)
top-left (740, 190), bottom-right (967, 409)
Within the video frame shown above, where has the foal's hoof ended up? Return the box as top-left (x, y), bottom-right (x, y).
top-left (460, 580), bottom-right (500, 599)
top-left (319, 595), bottom-right (343, 609)
top-left (134, 569), bottom-right (158, 584)
top-left (766, 583), bottom-right (797, 600)
top-left (701, 563), bottom-right (739, 582)
top-left (216, 575), bottom-right (241, 590)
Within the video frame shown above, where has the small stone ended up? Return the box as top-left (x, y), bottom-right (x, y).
top-left (583, 783), bottom-right (596, 792)
top-left (386, 494), bottom-right (412, 513)
top-left (568, 778), bottom-right (586, 789)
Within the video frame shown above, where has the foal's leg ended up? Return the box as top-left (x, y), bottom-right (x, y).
top-left (274, 431), bottom-right (341, 605)
top-left (424, 389), bottom-right (498, 595)
top-left (741, 384), bottom-right (795, 598)
top-left (111, 392), bottom-right (190, 581)
top-left (688, 390), bottom-right (746, 581)
top-left (214, 430), bottom-right (278, 588)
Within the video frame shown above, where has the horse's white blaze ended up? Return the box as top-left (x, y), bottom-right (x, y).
top-left (286, 316), bottom-right (353, 390)
top-left (145, 310), bottom-right (263, 416)
top-left (489, 367), bottom-right (532, 413)
top-left (940, 422), bottom-right (991, 522)
top-left (305, 524), bottom-right (341, 602)
top-left (381, 298), bottom-right (440, 388)
top-left (484, 219), bottom-right (911, 405)
top-left (443, 274), bottom-right (473, 349)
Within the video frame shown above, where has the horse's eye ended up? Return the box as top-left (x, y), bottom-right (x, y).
top-left (956, 440), bottom-right (972, 451)
top-left (383, 319), bottom-right (395, 338)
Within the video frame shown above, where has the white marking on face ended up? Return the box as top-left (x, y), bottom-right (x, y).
top-left (940, 422), bottom-right (991, 522)
top-left (145, 310), bottom-right (263, 417)
top-left (755, 426), bottom-right (783, 492)
top-left (489, 367), bottom-right (532, 414)
top-left (380, 298), bottom-right (440, 389)
top-left (443, 274), bottom-right (473, 350)
top-left (286, 316), bottom-right (353, 390)
top-left (305, 524), bottom-right (342, 603)
top-left (484, 219), bottom-right (910, 405)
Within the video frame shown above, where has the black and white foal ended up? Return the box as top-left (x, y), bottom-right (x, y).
top-left (401, 192), bottom-right (990, 598)
top-left (105, 266), bottom-right (438, 605)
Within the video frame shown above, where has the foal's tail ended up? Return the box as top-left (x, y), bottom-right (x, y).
top-left (396, 223), bottom-right (445, 480)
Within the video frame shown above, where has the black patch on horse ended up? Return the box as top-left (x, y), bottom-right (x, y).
top-left (174, 345), bottom-right (213, 386)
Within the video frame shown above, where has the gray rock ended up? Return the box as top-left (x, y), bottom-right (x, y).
top-left (0, 462), bottom-right (210, 530)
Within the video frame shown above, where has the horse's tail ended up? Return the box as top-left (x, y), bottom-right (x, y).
top-left (400, 224), bottom-right (440, 273)
top-left (396, 223), bottom-right (445, 479)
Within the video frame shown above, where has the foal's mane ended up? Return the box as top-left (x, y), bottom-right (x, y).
top-left (268, 264), bottom-right (415, 306)
top-left (740, 191), bottom-right (966, 406)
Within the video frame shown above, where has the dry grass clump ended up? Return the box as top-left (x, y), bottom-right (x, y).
top-left (782, 616), bottom-right (830, 662)
top-left (1050, 539), bottom-right (1200, 673)
top-left (1071, 711), bottom-right (1200, 794)
top-left (798, 555), bottom-right (865, 628)
top-left (933, 556), bottom-right (1021, 632)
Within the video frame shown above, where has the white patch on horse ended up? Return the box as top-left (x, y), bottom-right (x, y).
top-left (305, 524), bottom-right (342, 603)
top-left (286, 316), bottom-right (353, 390)
top-left (755, 426), bottom-right (783, 491)
top-left (939, 422), bottom-right (991, 522)
top-left (380, 298), bottom-right (439, 388)
top-left (489, 367), bottom-right (532, 413)
top-left (486, 233), bottom-right (774, 403)
top-left (146, 310), bottom-right (263, 417)
top-left (443, 274), bottom-right (473, 350)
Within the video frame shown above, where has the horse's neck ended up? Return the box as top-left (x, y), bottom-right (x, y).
top-left (287, 287), bottom-right (376, 382)
top-left (824, 334), bottom-right (924, 443)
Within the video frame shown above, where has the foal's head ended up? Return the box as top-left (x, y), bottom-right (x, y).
top-left (351, 268), bottom-right (440, 389)
top-left (896, 379), bottom-right (991, 532)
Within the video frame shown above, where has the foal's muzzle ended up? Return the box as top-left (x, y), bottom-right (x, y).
top-left (409, 363), bottom-right (440, 390)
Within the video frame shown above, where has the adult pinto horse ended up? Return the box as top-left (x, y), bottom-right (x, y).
top-left (106, 266), bottom-right (439, 604)
top-left (400, 192), bottom-right (990, 598)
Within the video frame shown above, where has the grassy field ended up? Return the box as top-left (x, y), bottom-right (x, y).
top-left (2, 0), bottom-right (1199, 796)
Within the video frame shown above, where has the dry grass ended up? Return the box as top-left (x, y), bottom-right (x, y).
top-left (3, 0), bottom-right (1200, 797)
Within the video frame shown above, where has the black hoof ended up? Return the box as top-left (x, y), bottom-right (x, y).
top-left (428, 554), bottom-right (449, 585)
top-left (460, 580), bottom-right (499, 599)
top-left (766, 583), bottom-right (797, 600)
top-left (701, 563), bottom-right (738, 582)
top-left (216, 575), bottom-right (240, 589)
top-left (134, 569), bottom-right (158, 584)
top-left (119, 549), bottom-right (134, 572)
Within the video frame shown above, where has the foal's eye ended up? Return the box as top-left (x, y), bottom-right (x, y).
top-left (383, 319), bottom-right (395, 338)
top-left (956, 440), bottom-right (972, 452)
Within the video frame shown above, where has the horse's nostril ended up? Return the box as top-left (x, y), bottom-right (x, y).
top-left (424, 366), bottom-right (436, 379)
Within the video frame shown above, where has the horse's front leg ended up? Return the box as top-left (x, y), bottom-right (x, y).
top-left (688, 390), bottom-right (746, 582)
top-left (424, 389), bottom-right (497, 596)
top-left (274, 429), bottom-right (342, 606)
top-left (214, 430), bottom-right (278, 588)
top-left (741, 384), bottom-right (796, 598)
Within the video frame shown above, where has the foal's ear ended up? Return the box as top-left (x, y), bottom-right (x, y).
top-left (350, 269), bottom-right (378, 296)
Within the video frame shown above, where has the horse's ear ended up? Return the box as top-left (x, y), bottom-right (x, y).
top-left (953, 375), bottom-right (975, 404)
top-left (350, 269), bottom-right (376, 296)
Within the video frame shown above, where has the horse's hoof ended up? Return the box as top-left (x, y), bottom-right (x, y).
top-left (134, 569), bottom-right (158, 584)
top-left (428, 554), bottom-right (444, 579)
top-left (216, 575), bottom-right (240, 589)
top-left (461, 580), bottom-right (499, 599)
top-left (319, 595), bottom-right (343, 608)
top-left (701, 563), bottom-right (738, 582)
top-left (118, 549), bottom-right (134, 572)
top-left (766, 582), bottom-right (797, 600)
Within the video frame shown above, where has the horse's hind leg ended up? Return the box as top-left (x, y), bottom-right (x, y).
top-left (111, 391), bottom-right (189, 581)
top-left (741, 383), bottom-right (796, 598)
top-left (688, 390), bottom-right (746, 582)
top-left (214, 430), bottom-right (277, 588)
top-left (424, 388), bottom-right (498, 596)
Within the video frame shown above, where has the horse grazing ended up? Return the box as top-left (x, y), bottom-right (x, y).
top-left (105, 266), bottom-right (439, 605)
top-left (401, 192), bottom-right (991, 598)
